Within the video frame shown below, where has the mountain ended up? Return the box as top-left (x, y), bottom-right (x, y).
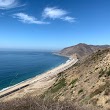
top-left (59, 43), bottom-right (110, 59)
top-left (44, 49), bottom-right (110, 110)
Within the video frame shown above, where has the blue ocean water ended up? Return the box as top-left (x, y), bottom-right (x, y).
top-left (0, 51), bottom-right (68, 90)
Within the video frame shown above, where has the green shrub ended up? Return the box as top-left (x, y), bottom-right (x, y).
top-left (99, 69), bottom-right (105, 78)
top-left (106, 69), bottom-right (110, 76)
top-left (51, 78), bottom-right (66, 93)
top-left (90, 82), bottom-right (109, 98)
top-left (69, 78), bottom-right (78, 86)
top-left (78, 89), bottom-right (83, 94)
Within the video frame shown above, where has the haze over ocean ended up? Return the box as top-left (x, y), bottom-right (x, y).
top-left (0, 51), bottom-right (68, 90)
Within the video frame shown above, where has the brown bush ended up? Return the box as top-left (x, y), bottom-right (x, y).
top-left (0, 96), bottom-right (85, 110)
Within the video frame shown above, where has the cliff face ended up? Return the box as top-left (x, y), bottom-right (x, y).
top-left (59, 43), bottom-right (110, 59)
top-left (45, 49), bottom-right (110, 110)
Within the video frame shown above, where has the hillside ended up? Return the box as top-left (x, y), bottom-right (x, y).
top-left (44, 49), bottom-right (110, 110)
top-left (0, 46), bottom-right (110, 110)
top-left (59, 43), bottom-right (110, 59)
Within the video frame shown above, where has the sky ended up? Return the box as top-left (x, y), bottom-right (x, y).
top-left (0, 0), bottom-right (110, 50)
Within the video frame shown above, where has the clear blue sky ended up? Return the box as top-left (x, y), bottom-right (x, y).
top-left (0, 0), bottom-right (110, 50)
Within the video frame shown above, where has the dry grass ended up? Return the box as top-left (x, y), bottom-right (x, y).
top-left (0, 96), bottom-right (86, 110)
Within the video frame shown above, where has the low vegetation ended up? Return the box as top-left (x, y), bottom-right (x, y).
top-left (90, 82), bottom-right (110, 98)
top-left (69, 78), bottom-right (78, 88)
top-left (50, 78), bottom-right (66, 93)
top-left (99, 68), bottom-right (110, 78)
top-left (99, 69), bottom-right (105, 78)
top-left (0, 96), bottom-right (85, 110)
top-left (78, 89), bottom-right (83, 94)
top-left (106, 68), bottom-right (110, 76)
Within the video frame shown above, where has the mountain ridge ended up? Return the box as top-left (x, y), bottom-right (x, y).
top-left (59, 43), bottom-right (110, 59)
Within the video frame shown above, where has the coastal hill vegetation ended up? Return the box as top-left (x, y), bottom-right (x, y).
top-left (44, 48), bottom-right (110, 110)
top-left (0, 43), bottom-right (110, 110)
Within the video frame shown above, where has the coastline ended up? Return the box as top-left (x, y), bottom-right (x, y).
top-left (0, 53), bottom-right (69, 93)
top-left (0, 56), bottom-right (78, 100)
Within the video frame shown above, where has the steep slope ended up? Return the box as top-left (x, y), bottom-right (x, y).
top-left (44, 49), bottom-right (110, 110)
top-left (59, 43), bottom-right (110, 59)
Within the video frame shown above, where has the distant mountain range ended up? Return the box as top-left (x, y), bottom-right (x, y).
top-left (59, 43), bottom-right (110, 59)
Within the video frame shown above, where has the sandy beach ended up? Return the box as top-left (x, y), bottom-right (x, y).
top-left (0, 57), bottom-right (78, 101)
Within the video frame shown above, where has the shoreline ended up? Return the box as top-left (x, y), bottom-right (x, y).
top-left (0, 54), bottom-right (69, 93)
top-left (0, 53), bottom-right (70, 93)
top-left (0, 56), bottom-right (78, 100)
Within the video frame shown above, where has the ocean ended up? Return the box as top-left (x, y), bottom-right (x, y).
top-left (0, 51), bottom-right (68, 90)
